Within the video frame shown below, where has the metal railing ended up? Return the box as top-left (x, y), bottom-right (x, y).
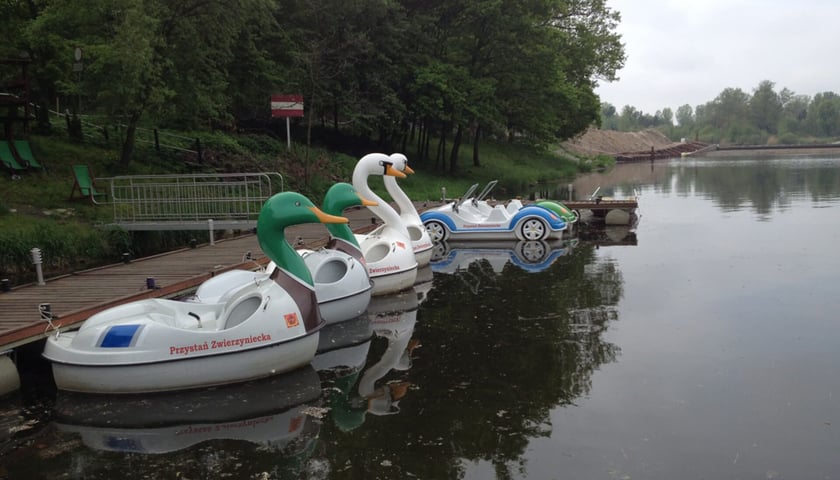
top-left (103, 172), bottom-right (284, 231)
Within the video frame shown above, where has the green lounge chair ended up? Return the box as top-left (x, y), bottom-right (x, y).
top-left (69, 165), bottom-right (107, 203)
top-left (0, 140), bottom-right (27, 174)
top-left (12, 140), bottom-right (44, 169)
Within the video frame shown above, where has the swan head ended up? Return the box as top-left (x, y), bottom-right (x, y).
top-left (323, 182), bottom-right (377, 215)
top-left (355, 153), bottom-right (406, 179)
top-left (389, 153), bottom-right (415, 174)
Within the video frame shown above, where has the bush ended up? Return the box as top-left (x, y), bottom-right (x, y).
top-left (0, 217), bottom-right (133, 285)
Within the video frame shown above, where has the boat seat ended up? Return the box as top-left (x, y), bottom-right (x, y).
top-left (220, 285), bottom-right (264, 330)
top-left (485, 206), bottom-right (509, 223)
top-left (506, 199), bottom-right (523, 214)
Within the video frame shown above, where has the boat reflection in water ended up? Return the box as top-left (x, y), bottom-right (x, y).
top-left (316, 277), bottom-right (426, 432)
top-left (51, 366), bottom-right (323, 476)
top-left (430, 238), bottom-right (577, 275)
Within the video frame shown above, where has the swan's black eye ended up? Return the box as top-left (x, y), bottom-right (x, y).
top-left (295, 201), bottom-right (301, 207)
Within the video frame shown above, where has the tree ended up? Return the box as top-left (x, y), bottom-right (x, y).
top-left (600, 102), bottom-right (618, 130)
top-left (750, 80), bottom-right (782, 134)
top-left (812, 92), bottom-right (840, 137)
top-left (675, 104), bottom-right (694, 127)
top-left (660, 107), bottom-right (673, 126)
top-left (617, 105), bottom-right (639, 131)
top-left (778, 92), bottom-right (809, 137)
top-left (26, 0), bottom-right (277, 166)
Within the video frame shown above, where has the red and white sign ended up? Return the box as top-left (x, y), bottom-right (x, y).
top-left (271, 94), bottom-right (304, 117)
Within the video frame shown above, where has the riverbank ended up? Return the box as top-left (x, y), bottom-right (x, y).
top-left (562, 127), bottom-right (840, 160)
top-left (694, 143), bottom-right (840, 157)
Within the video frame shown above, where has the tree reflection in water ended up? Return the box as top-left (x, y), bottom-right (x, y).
top-left (317, 241), bottom-right (623, 479)
top-left (2, 244), bottom-right (624, 480)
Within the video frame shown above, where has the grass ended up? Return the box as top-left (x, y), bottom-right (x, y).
top-left (0, 129), bottom-right (608, 285)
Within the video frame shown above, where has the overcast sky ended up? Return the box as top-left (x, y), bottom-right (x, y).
top-left (595, 0), bottom-right (840, 114)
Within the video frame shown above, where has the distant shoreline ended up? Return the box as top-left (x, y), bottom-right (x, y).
top-left (693, 143), bottom-right (840, 158)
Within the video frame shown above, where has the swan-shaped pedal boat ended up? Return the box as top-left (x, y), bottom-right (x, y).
top-left (195, 183), bottom-right (375, 324)
top-left (382, 153), bottom-right (433, 267)
top-left (42, 192), bottom-right (346, 394)
top-left (353, 153), bottom-right (418, 296)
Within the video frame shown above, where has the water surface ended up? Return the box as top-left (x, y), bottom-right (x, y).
top-left (2, 156), bottom-right (839, 479)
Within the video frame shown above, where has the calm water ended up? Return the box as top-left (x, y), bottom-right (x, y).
top-left (2, 156), bottom-right (840, 479)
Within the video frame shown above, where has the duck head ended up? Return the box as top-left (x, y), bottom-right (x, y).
top-left (322, 183), bottom-right (377, 248)
top-left (257, 191), bottom-right (348, 285)
top-left (323, 182), bottom-right (377, 215)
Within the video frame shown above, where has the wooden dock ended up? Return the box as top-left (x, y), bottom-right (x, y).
top-left (0, 205), bottom-right (389, 351)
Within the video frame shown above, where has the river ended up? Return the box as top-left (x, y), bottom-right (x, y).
top-left (1, 155), bottom-right (839, 479)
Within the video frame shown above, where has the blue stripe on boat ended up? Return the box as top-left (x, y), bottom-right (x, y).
top-left (100, 324), bottom-right (141, 348)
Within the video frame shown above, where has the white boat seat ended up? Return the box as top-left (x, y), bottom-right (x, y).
top-left (506, 199), bottom-right (523, 214)
top-left (219, 285), bottom-right (265, 330)
top-left (223, 295), bottom-right (262, 330)
top-left (485, 206), bottom-right (510, 223)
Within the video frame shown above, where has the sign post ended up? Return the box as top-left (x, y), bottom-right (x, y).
top-left (271, 94), bottom-right (304, 150)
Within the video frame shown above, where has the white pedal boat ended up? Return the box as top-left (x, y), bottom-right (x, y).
top-left (383, 153), bottom-right (433, 267)
top-left (421, 181), bottom-right (567, 242)
top-left (353, 153), bottom-right (418, 296)
top-left (43, 192), bottom-right (347, 394)
top-left (195, 183), bottom-right (375, 325)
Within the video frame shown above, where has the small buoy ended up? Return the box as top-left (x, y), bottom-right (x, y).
top-left (605, 209), bottom-right (631, 225)
top-left (0, 355), bottom-right (20, 396)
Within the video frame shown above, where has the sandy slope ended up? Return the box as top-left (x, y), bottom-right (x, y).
top-left (562, 128), bottom-right (677, 156)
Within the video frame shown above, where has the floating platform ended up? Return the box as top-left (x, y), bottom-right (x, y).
top-left (562, 199), bottom-right (639, 225)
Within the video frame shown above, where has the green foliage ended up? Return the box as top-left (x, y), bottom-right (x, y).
top-left (611, 79), bottom-right (840, 146)
top-left (576, 154), bottom-right (615, 173)
top-left (8, 0), bottom-right (625, 169)
top-left (0, 216), bottom-right (132, 284)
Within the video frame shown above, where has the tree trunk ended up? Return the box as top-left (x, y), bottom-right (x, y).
top-left (416, 122), bottom-right (423, 159)
top-left (472, 124), bottom-right (482, 167)
top-left (436, 123), bottom-right (447, 171)
top-left (449, 123), bottom-right (463, 173)
top-left (119, 112), bottom-right (141, 167)
top-left (306, 101), bottom-right (314, 187)
top-left (420, 122), bottom-right (430, 162)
